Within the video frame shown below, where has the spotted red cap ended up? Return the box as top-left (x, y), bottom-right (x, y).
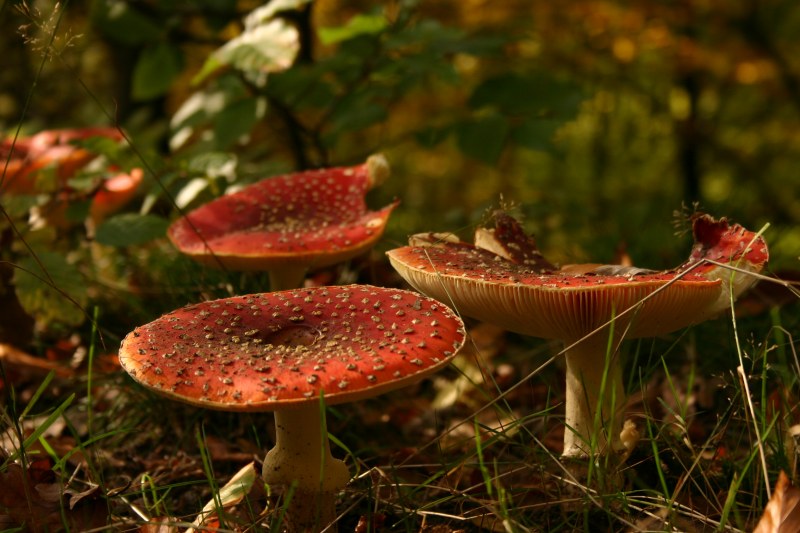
top-left (387, 213), bottom-right (767, 341)
top-left (118, 285), bottom-right (465, 410)
top-left (679, 213), bottom-right (769, 274)
top-left (167, 155), bottom-right (398, 271)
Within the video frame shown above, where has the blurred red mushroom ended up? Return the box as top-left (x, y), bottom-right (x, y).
top-left (89, 167), bottom-right (144, 223)
top-left (1, 127), bottom-right (123, 195)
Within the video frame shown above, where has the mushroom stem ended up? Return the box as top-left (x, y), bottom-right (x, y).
top-left (263, 402), bottom-right (350, 531)
top-left (268, 268), bottom-right (308, 292)
top-left (562, 331), bottom-right (626, 458)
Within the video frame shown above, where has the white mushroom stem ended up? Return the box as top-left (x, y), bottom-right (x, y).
top-left (268, 267), bottom-right (308, 292)
top-left (562, 330), bottom-right (626, 458)
top-left (262, 402), bottom-right (350, 531)
top-left (366, 153), bottom-right (390, 189)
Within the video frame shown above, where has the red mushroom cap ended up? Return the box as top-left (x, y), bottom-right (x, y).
top-left (118, 285), bottom-right (465, 411)
top-left (386, 213), bottom-right (767, 341)
top-left (679, 213), bottom-right (769, 274)
top-left (387, 243), bottom-right (721, 340)
top-left (90, 167), bottom-right (144, 222)
top-left (167, 155), bottom-right (398, 271)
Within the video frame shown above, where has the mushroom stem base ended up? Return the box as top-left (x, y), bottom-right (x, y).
top-left (562, 331), bottom-right (626, 458)
top-left (268, 268), bottom-right (309, 291)
top-left (263, 402), bottom-right (350, 531)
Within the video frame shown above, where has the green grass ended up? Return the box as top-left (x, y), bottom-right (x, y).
top-left (2, 294), bottom-right (798, 530)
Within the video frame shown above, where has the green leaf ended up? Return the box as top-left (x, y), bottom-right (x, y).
top-left (415, 126), bottom-right (453, 148)
top-left (170, 74), bottom-right (249, 150)
top-left (326, 95), bottom-right (387, 142)
top-left (95, 213), bottom-right (169, 246)
top-left (90, 1), bottom-right (163, 45)
top-left (457, 114), bottom-right (510, 165)
top-left (2, 195), bottom-right (39, 219)
top-left (191, 56), bottom-right (226, 87)
top-left (65, 200), bottom-right (92, 224)
top-left (318, 14), bottom-right (387, 45)
top-left (268, 66), bottom-right (336, 109)
top-left (510, 118), bottom-right (563, 151)
top-left (132, 43), bottom-right (183, 101)
top-left (193, 19), bottom-right (299, 84)
top-left (469, 73), bottom-right (584, 117)
top-left (212, 97), bottom-right (261, 148)
top-left (187, 152), bottom-right (238, 180)
top-left (14, 252), bottom-right (88, 327)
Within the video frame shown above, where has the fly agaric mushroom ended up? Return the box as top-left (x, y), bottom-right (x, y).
top-left (387, 213), bottom-right (768, 458)
top-left (167, 155), bottom-right (398, 291)
top-left (118, 284), bottom-right (465, 531)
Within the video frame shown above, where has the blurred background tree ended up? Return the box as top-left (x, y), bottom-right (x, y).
top-left (2, 0), bottom-right (799, 273)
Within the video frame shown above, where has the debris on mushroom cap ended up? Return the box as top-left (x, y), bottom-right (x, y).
top-left (561, 264), bottom-right (657, 276)
top-left (118, 285), bottom-right (465, 411)
top-left (386, 212), bottom-right (768, 341)
top-left (474, 211), bottom-right (556, 272)
top-left (167, 156), bottom-right (399, 271)
top-left (408, 232), bottom-right (461, 247)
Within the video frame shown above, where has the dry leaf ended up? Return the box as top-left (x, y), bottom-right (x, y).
top-left (0, 459), bottom-right (106, 531)
top-left (185, 461), bottom-right (259, 533)
top-left (753, 471), bottom-right (800, 533)
top-left (139, 517), bottom-right (179, 533)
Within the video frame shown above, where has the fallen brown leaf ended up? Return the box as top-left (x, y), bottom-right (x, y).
top-left (0, 458), bottom-right (106, 531)
top-left (753, 471), bottom-right (800, 533)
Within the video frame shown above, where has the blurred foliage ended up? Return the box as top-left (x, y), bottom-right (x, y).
top-left (1, 0), bottom-right (799, 335)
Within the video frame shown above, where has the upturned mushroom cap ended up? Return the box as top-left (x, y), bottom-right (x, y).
top-left (387, 213), bottom-right (768, 341)
top-left (167, 155), bottom-right (398, 272)
top-left (118, 284), bottom-right (466, 410)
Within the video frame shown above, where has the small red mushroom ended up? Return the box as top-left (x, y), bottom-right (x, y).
top-left (387, 212), bottom-right (768, 458)
top-left (89, 167), bottom-right (144, 223)
top-left (118, 284), bottom-right (465, 531)
top-left (167, 155), bottom-right (398, 291)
